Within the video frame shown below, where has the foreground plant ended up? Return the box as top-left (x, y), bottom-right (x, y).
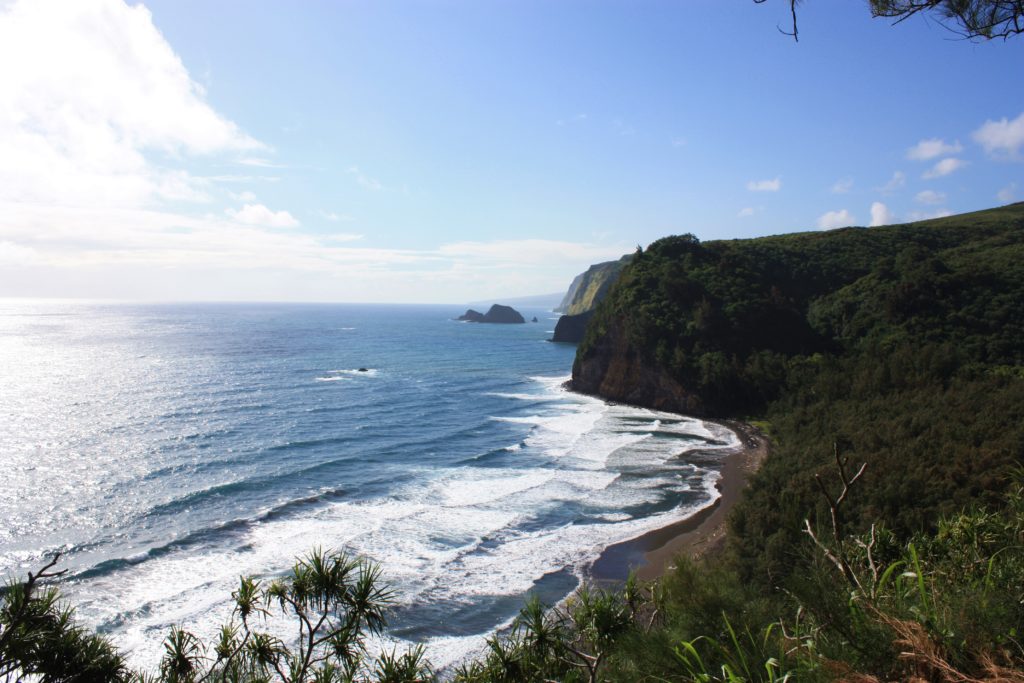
top-left (0, 554), bottom-right (130, 682)
top-left (1, 548), bottom-right (432, 683)
top-left (154, 547), bottom-right (431, 683)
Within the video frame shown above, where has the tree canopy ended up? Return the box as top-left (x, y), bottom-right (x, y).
top-left (758, 0), bottom-right (1024, 41)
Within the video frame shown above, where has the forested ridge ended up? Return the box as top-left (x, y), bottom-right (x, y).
top-left (575, 203), bottom-right (1024, 583)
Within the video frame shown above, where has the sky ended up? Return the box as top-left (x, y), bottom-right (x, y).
top-left (0, 0), bottom-right (1022, 303)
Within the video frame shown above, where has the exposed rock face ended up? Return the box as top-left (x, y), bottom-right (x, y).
top-left (483, 304), bottom-right (526, 323)
top-left (554, 255), bottom-right (631, 315)
top-left (456, 309), bottom-right (486, 322)
top-left (550, 254), bottom-right (632, 344)
top-left (550, 310), bottom-right (593, 343)
top-left (571, 317), bottom-right (705, 415)
top-left (456, 304), bottom-right (526, 324)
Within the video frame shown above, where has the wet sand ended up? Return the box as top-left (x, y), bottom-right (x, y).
top-left (589, 421), bottom-right (768, 582)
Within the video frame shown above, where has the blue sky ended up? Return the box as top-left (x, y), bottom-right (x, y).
top-left (0, 0), bottom-right (1022, 302)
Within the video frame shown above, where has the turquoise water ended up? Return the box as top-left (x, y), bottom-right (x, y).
top-left (0, 301), bottom-right (738, 671)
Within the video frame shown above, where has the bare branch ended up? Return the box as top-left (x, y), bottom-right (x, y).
top-left (804, 444), bottom-right (868, 590)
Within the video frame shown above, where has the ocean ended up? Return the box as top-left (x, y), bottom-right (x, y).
top-left (0, 301), bottom-right (739, 672)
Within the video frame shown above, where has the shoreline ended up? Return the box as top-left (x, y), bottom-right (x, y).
top-left (588, 420), bottom-right (768, 583)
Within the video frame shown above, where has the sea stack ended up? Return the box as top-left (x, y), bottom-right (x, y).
top-left (456, 304), bottom-right (526, 324)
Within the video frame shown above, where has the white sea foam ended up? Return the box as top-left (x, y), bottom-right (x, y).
top-left (484, 392), bottom-right (554, 401)
top-left (327, 368), bottom-right (379, 376)
top-left (71, 373), bottom-right (741, 676)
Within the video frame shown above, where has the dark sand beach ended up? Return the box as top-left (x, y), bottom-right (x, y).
top-left (590, 421), bottom-right (768, 582)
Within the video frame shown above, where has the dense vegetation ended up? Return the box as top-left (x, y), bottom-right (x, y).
top-left (5, 204), bottom-right (1024, 681)
top-left (578, 203), bottom-right (1024, 575)
top-left (571, 202), bottom-right (1024, 678)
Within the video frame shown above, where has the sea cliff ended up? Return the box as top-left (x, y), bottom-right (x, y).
top-left (554, 255), bottom-right (631, 316)
top-left (550, 255), bottom-right (631, 342)
top-left (571, 316), bottom-right (701, 413)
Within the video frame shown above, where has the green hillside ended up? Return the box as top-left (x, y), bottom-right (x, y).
top-left (576, 203), bottom-right (1024, 576)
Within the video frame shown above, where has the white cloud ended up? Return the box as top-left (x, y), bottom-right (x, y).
top-left (346, 166), bottom-right (383, 191)
top-left (998, 182), bottom-right (1017, 203)
top-left (318, 210), bottom-right (353, 222)
top-left (324, 233), bottom-right (364, 243)
top-left (0, 200), bottom-right (629, 301)
top-left (817, 209), bottom-right (855, 230)
top-left (0, 0), bottom-right (261, 210)
top-left (915, 190), bottom-right (946, 205)
top-left (869, 202), bottom-right (894, 227)
top-left (923, 158), bottom-right (967, 179)
top-left (906, 138), bottom-right (963, 161)
top-left (907, 209), bottom-right (953, 221)
top-left (0, 240), bottom-right (40, 266)
top-left (226, 203), bottom-right (299, 228)
top-left (737, 207), bottom-right (756, 218)
top-left (556, 113), bottom-right (588, 126)
top-left (230, 190), bottom-right (258, 202)
top-left (879, 171), bottom-right (906, 194)
top-left (831, 177), bottom-right (853, 194)
top-left (671, 136), bottom-right (687, 148)
top-left (437, 239), bottom-right (624, 266)
top-left (238, 157), bottom-right (286, 168)
top-left (747, 177), bottom-right (781, 192)
top-left (973, 111), bottom-right (1024, 158)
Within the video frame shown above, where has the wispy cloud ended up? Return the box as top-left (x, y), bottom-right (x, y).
top-left (747, 177), bottom-right (781, 192)
top-left (915, 190), bottom-right (946, 205)
top-left (997, 182), bottom-right (1017, 203)
top-left (437, 239), bottom-right (624, 266)
top-left (737, 207), bottom-right (756, 218)
top-left (878, 171), bottom-right (906, 194)
top-left (907, 208), bottom-right (953, 221)
top-left (923, 158), bottom-right (967, 179)
top-left (0, 199), bottom-right (628, 301)
top-left (670, 136), bottom-right (687, 148)
top-left (238, 157), bottom-right (286, 168)
top-left (346, 166), bottom-right (383, 191)
top-left (318, 210), bottom-right (353, 222)
top-left (226, 203), bottom-right (300, 228)
top-left (831, 177), bottom-right (853, 194)
top-left (906, 138), bottom-right (962, 161)
top-left (556, 113), bottom-right (588, 126)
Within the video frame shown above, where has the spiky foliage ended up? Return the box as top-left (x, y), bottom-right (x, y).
top-left (0, 555), bottom-right (129, 682)
top-left (154, 547), bottom-right (429, 683)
